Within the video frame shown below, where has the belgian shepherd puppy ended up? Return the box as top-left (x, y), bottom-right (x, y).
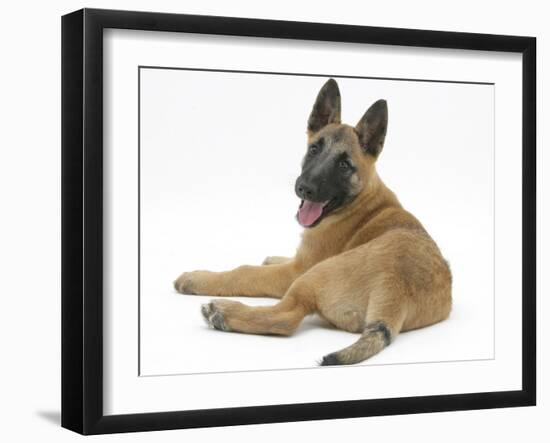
top-left (175, 78), bottom-right (452, 365)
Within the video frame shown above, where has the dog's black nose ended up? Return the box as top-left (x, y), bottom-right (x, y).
top-left (298, 185), bottom-right (313, 200)
top-left (296, 178), bottom-right (316, 200)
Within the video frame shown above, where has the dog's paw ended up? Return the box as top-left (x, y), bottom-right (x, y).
top-left (173, 271), bottom-right (210, 295)
top-left (262, 256), bottom-right (290, 266)
top-left (262, 256), bottom-right (277, 266)
top-left (201, 301), bottom-right (231, 332)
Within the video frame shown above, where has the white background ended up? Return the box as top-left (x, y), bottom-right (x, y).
top-left (139, 69), bottom-right (495, 375)
top-left (105, 30), bottom-right (521, 415)
top-left (0, 0), bottom-right (546, 442)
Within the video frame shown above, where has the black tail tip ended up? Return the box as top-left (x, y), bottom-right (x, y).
top-left (320, 353), bottom-right (340, 366)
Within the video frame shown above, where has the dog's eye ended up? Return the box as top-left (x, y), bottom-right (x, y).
top-left (339, 160), bottom-right (350, 170)
top-left (308, 145), bottom-right (319, 155)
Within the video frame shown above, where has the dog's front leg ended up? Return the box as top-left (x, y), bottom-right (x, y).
top-left (174, 262), bottom-right (298, 299)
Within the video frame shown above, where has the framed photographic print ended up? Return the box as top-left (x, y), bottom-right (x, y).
top-left (61, 8), bottom-right (536, 435)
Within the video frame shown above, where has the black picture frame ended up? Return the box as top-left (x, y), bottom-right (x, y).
top-left (61, 8), bottom-right (536, 435)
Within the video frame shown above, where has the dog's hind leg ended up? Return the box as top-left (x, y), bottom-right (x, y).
top-left (201, 289), bottom-right (314, 336)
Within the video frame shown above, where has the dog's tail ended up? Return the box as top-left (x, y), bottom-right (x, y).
top-left (320, 321), bottom-right (394, 366)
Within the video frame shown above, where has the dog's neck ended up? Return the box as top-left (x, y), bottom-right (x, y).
top-left (296, 168), bottom-right (401, 268)
top-left (345, 168), bottom-right (400, 219)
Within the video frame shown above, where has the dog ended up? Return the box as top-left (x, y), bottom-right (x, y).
top-left (174, 78), bottom-right (452, 366)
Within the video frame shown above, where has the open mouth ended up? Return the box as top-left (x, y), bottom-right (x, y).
top-left (297, 199), bottom-right (337, 227)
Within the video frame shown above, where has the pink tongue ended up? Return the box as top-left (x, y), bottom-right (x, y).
top-left (298, 200), bottom-right (326, 227)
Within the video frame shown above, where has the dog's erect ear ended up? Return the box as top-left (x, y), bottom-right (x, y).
top-left (307, 79), bottom-right (341, 135)
top-left (355, 99), bottom-right (388, 158)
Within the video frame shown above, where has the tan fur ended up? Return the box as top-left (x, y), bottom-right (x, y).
top-left (174, 82), bottom-right (452, 365)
